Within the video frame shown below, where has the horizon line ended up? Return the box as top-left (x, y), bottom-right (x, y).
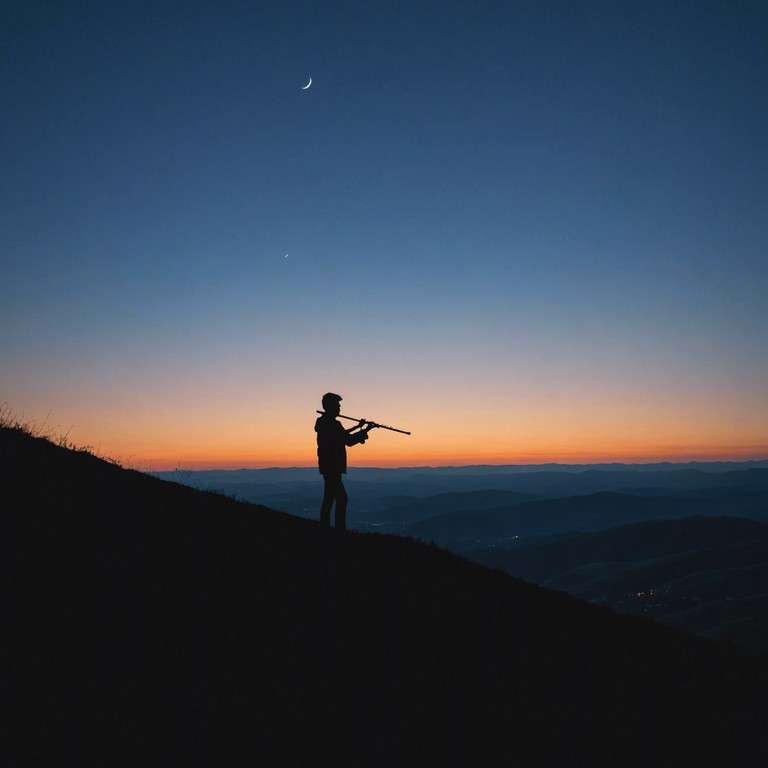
top-left (152, 457), bottom-right (768, 473)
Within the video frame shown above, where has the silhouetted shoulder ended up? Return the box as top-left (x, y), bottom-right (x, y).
top-left (316, 415), bottom-right (334, 432)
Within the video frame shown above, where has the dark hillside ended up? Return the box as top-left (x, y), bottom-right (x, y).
top-left (3, 426), bottom-right (767, 767)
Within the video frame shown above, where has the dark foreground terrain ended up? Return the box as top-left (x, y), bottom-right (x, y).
top-left (4, 426), bottom-right (767, 766)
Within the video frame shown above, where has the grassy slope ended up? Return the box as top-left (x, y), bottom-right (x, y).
top-left (3, 425), bottom-right (767, 767)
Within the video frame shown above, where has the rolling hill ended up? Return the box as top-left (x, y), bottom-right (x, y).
top-left (4, 425), bottom-right (767, 766)
top-left (469, 516), bottom-right (768, 652)
top-left (402, 491), bottom-right (733, 550)
top-left (472, 515), bottom-right (768, 581)
top-left (366, 488), bottom-right (535, 527)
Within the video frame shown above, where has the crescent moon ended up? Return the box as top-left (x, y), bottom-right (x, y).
top-left (301, 77), bottom-right (312, 90)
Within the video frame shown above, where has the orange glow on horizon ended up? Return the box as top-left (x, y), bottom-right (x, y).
top-left (116, 411), bottom-right (768, 470)
top-left (8, 386), bottom-right (768, 472)
top-left (128, 442), bottom-right (768, 471)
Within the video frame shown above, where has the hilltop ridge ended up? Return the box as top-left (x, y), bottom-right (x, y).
top-left (3, 425), bottom-right (767, 766)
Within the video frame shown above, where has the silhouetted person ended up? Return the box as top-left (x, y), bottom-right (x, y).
top-left (315, 392), bottom-right (376, 531)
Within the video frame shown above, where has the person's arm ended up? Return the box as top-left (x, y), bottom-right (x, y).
top-left (344, 420), bottom-right (377, 446)
top-left (345, 418), bottom-right (367, 434)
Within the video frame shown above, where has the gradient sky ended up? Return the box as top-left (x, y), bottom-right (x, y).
top-left (2, 0), bottom-right (767, 469)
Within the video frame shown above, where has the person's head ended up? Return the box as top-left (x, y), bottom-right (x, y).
top-left (322, 392), bottom-right (342, 416)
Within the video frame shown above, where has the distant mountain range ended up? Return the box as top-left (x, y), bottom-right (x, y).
top-left (156, 460), bottom-right (768, 486)
top-left (4, 425), bottom-right (767, 766)
top-left (155, 461), bottom-right (768, 523)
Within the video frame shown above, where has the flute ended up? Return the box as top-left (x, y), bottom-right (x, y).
top-left (315, 411), bottom-right (411, 435)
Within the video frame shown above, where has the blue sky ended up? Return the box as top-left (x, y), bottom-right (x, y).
top-left (2, 0), bottom-right (767, 467)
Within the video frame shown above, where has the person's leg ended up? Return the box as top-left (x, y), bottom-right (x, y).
top-left (334, 479), bottom-right (348, 531)
top-left (320, 475), bottom-right (335, 527)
